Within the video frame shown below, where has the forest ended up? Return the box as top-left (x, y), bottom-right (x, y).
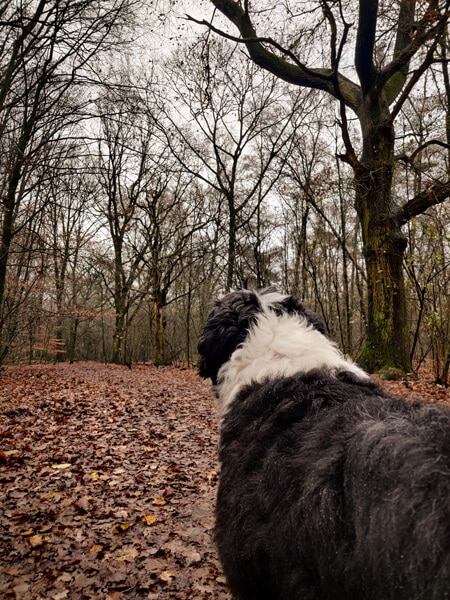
top-left (0, 0), bottom-right (449, 382)
top-left (1, 3), bottom-right (450, 598)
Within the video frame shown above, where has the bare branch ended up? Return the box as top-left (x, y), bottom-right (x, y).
top-left (390, 35), bottom-right (442, 119)
top-left (380, 1), bottom-right (450, 97)
top-left (399, 180), bottom-right (450, 224)
top-left (382, 0), bottom-right (416, 103)
top-left (189, 1), bottom-right (361, 112)
top-left (396, 139), bottom-right (450, 165)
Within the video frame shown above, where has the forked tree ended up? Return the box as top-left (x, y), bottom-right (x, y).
top-left (194, 0), bottom-right (450, 373)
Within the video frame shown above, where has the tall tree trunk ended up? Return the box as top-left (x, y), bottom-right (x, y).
top-left (338, 177), bottom-right (352, 355)
top-left (110, 243), bottom-right (129, 365)
top-left (0, 162), bottom-right (22, 363)
top-left (67, 317), bottom-right (79, 364)
top-left (0, 203), bottom-right (14, 362)
top-left (226, 197), bottom-right (237, 292)
top-left (355, 96), bottom-right (411, 373)
top-left (54, 271), bottom-right (67, 363)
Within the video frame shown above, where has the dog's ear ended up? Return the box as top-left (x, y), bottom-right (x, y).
top-left (301, 304), bottom-right (327, 335)
top-left (268, 294), bottom-right (328, 336)
top-left (197, 290), bottom-right (262, 383)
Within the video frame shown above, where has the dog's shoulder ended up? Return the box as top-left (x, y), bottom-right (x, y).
top-left (220, 369), bottom-right (450, 453)
top-left (218, 370), bottom-right (383, 446)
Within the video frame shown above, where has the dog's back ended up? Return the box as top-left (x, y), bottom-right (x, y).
top-left (216, 371), bottom-right (450, 600)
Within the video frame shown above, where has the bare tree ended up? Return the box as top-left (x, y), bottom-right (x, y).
top-left (139, 177), bottom-right (209, 364)
top-left (95, 94), bottom-right (156, 365)
top-left (159, 37), bottom-right (302, 290)
top-left (0, 0), bottom-right (141, 363)
top-left (193, 0), bottom-right (450, 373)
top-left (44, 157), bottom-right (100, 362)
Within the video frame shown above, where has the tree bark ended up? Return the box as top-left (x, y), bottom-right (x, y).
top-left (110, 311), bottom-right (126, 364)
top-left (0, 156), bottom-right (23, 361)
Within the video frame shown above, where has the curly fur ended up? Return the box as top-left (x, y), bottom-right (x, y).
top-left (198, 288), bottom-right (450, 600)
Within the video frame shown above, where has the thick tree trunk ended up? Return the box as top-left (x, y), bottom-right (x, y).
top-left (357, 183), bottom-right (411, 372)
top-left (110, 249), bottom-right (129, 365)
top-left (54, 275), bottom-right (67, 363)
top-left (355, 95), bottom-right (412, 373)
top-left (67, 317), bottom-right (79, 364)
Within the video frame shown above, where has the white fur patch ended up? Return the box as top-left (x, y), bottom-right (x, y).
top-left (216, 308), bottom-right (369, 413)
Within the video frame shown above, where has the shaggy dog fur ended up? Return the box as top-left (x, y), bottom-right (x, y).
top-left (197, 288), bottom-right (450, 600)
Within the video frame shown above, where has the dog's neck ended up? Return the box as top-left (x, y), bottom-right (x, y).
top-left (215, 311), bottom-right (369, 412)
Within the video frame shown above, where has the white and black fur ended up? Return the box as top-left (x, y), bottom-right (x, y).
top-left (198, 288), bottom-right (450, 600)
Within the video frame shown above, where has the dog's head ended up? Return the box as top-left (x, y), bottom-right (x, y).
top-left (197, 287), bottom-right (326, 384)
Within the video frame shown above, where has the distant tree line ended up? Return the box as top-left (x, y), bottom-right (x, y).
top-left (0, 1), bottom-right (449, 384)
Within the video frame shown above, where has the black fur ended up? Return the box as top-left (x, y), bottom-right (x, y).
top-left (197, 288), bottom-right (262, 384)
top-left (198, 289), bottom-right (450, 600)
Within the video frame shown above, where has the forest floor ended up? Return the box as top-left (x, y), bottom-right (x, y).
top-left (1, 362), bottom-right (449, 600)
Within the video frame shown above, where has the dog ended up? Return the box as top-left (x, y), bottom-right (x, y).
top-left (197, 287), bottom-right (450, 600)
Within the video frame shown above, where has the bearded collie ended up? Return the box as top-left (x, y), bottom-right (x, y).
top-left (198, 288), bottom-right (450, 600)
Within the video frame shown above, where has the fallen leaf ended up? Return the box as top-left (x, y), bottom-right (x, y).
top-left (163, 486), bottom-right (175, 498)
top-left (41, 491), bottom-right (61, 500)
top-left (184, 549), bottom-right (202, 565)
top-left (29, 534), bottom-right (44, 547)
top-left (75, 495), bottom-right (91, 511)
top-left (144, 514), bottom-right (157, 526)
top-left (112, 522), bottom-right (131, 534)
top-left (13, 583), bottom-right (29, 594)
top-left (159, 570), bottom-right (175, 582)
top-left (114, 546), bottom-right (138, 562)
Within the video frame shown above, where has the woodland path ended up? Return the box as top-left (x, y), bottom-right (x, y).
top-left (1, 362), bottom-right (448, 599)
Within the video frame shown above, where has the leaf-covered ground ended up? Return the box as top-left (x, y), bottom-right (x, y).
top-left (0, 363), bottom-right (230, 600)
top-left (1, 362), bottom-right (448, 600)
